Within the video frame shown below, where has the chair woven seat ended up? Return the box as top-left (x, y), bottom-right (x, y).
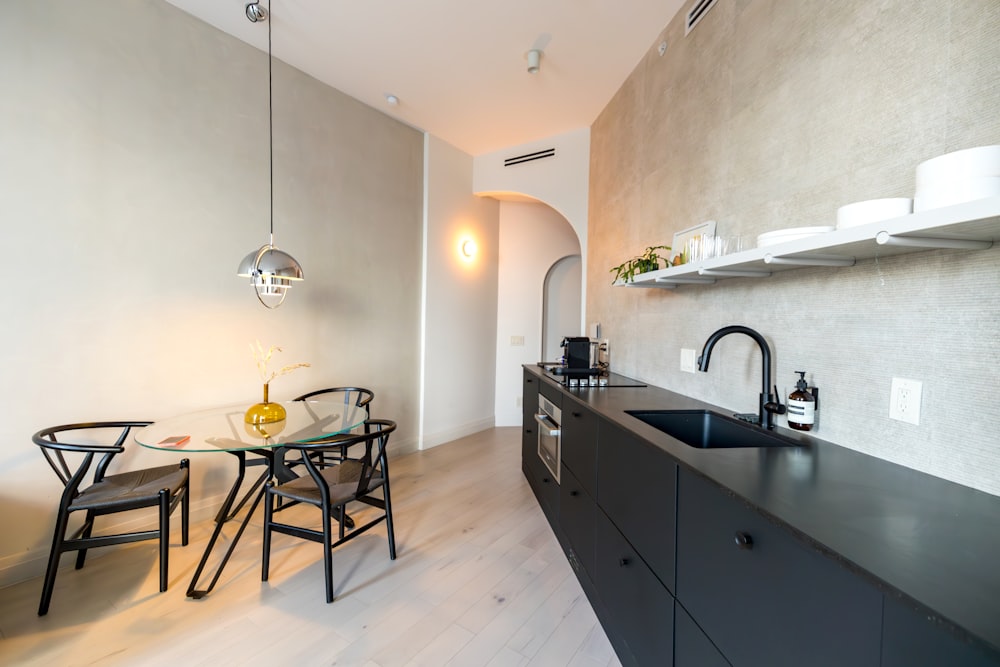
top-left (272, 459), bottom-right (384, 505)
top-left (72, 464), bottom-right (189, 511)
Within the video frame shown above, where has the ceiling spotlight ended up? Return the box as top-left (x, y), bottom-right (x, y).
top-left (527, 49), bottom-right (542, 74)
top-left (385, 93), bottom-right (400, 106)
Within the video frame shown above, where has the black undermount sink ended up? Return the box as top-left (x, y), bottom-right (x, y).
top-left (626, 409), bottom-right (799, 449)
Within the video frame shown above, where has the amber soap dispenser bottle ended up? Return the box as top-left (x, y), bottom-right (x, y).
top-left (787, 371), bottom-right (817, 431)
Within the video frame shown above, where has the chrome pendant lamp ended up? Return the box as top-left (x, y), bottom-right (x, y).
top-left (238, 0), bottom-right (303, 309)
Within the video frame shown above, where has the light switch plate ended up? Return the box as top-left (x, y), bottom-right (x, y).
top-left (680, 348), bottom-right (697, 373)
top-left (510, 335), bottom-right (525, 346)
top-left (889, 377), bottom-right (922, 425)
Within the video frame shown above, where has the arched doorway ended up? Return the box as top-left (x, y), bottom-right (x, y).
top-left (542, 255), bottom-right (582, 361)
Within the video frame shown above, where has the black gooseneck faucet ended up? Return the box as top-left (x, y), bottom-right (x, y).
top-left (697, 325), bottom-right (785, 429)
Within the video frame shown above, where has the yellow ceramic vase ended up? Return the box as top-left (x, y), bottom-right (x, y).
top-left (245, 383), bottom-right (287, 424)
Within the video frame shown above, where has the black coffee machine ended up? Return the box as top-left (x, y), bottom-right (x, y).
top-left (561, 337), bottom-right (593, 371)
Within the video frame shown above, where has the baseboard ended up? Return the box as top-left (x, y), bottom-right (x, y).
top-left (421, 416), bottom-right (496, 450)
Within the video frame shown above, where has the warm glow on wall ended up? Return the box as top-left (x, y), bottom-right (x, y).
top-left (460, 238), bottom-right (478, 260)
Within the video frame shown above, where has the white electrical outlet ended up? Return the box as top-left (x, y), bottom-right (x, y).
top-left (510, 335), bottom-right (524, 346)
top-left (516, 396), bottom-right (522, 408)
top-left (680, 348), bottom-right (697, 373)
top-left (889, 378), bottom-right (922, 425)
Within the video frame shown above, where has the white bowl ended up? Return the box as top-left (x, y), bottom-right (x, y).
top-left (757, 226), bottom-right (835, 247)
top-left (915, 145), bottom-right (1000, 187)
top-left (914, 176), bottom-right (1000, 212)
top-left (836, 198), bottom-right (912, 230)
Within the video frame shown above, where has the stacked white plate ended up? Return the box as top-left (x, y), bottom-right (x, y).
top-left (836, 198), bottom-right (912, 230)
top-left (914, 145), bottom-right (1000, 212)
top-left (757, 226), bottom-right (834, 247)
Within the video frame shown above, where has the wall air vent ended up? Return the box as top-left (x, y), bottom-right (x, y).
top-left (685, 0), bottom-right (719, 35)
top-left (504, 148), bottom-right (556, 167)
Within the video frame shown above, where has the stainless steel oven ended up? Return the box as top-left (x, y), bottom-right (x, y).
top-left (535, 395), bottom-right (561, 484)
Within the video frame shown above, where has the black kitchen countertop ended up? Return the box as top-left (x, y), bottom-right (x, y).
top-left (525, 365), bottom-right (1000, 656)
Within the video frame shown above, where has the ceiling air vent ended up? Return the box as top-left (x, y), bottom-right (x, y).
top-left (504, 148), bottom-right (555, 167)
top-left (685, 0), bottom-right (718, 35)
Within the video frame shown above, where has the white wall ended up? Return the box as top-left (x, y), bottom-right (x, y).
top-left (421, 136), bottom-right (500, 447)
top-left (0, 1), bottom-right (428, 587)
top-left (473, 128), bottom-right (591, 330)
top-left (495, 202), bottom-right (581, 426)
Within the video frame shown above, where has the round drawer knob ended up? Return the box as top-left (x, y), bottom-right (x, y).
top-left (569, 490), bottom-right (579, 497)
top-left (618, 558), bottom-right (630, 567)
top-left (734, 532), bottom-right (754, 550)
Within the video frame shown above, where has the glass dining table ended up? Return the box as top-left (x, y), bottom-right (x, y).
top-left (136, 400), bottom-right (368, 598)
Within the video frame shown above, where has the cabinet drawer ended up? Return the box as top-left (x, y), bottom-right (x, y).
top-left (539, 380), bottom-right (562, 407)
top-left (562, 404), bottom-right (598, 494)
top-left (559, 466), bottom-right (595, 577)
top-left (597, 420), bottom-right (677, 592)
top-left (676, 470), bottom-right (881, 667)
top-left (596, 509), bottom-right (674, 667)
top-left (675, 602), bottom-right (731, 667)
top-left (524, 461), bottom-right (559, 523)
top-left (522, 371), bottom-right (539, 460)
top-left (882, 595), bottom-right (1000, 667)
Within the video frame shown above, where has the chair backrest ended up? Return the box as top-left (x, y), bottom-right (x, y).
top-left (294, 387), bottom-right (374, 416)
top-left (33, 422), bottom-right (151, 497)
top-left (285, 419), bottom-right (396, 501)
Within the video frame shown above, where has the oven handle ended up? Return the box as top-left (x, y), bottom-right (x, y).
top-left (534, 413), bottom-right (561, 437)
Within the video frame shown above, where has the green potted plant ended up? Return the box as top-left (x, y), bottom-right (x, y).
top-left (609, 245), bottom-right (671, 284)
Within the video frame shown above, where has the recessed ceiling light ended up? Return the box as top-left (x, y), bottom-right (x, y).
top-left (385, 93), bottom-right (400, 106)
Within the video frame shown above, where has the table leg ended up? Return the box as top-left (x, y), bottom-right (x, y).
top-left (186, 449), bottom-right (273, 598)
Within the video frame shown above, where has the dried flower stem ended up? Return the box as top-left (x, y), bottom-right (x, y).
top-left (250, 340), bottom-right (310, 384)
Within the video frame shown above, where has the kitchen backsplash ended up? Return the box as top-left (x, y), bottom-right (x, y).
top-left (587, 0), bottom-right (1000, 495)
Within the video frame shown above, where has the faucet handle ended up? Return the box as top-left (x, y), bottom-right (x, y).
top-left (764, 385), bottom-right (786, 415)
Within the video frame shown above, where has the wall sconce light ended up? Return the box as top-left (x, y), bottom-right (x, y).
top-left (461, 239), bottom-right (478, 259)
top-left (527, 49), bottom-right (542, 74)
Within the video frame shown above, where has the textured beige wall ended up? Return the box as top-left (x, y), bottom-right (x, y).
top-left (0, 0), bottom-right (423, 583)
top-left (589, 0), bottom-right (1000, 494)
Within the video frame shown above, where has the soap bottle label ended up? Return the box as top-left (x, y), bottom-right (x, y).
top-left (788, 399), bottom-right (815, 425)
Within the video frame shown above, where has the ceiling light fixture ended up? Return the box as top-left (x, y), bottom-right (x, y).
top-left (526, 49), bottom-right (542, 74)
top-left (237, 0), bottom-right (304, 309)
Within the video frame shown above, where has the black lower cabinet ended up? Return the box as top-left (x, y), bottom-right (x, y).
top-left (676, 470), bottom-right (881, 667)
top-left (674, 602), bottom-right (731, 667)
top-left (559, 466), bottom-right (596, 577)
top-left (598, 420), bottom-right (677, 594)
top-left (596, 509), bottom-right (674, 667)
top-left (525, 458), bottom-right (558, 523)
top-left (882, 595), bottom-right (1000, 666)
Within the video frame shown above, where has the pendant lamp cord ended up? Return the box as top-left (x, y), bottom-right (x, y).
top-left (267, 0), bottom-right (274, 246)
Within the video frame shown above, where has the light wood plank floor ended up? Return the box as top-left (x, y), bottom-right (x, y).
top-left (0, 427), bottom-right (622, 667)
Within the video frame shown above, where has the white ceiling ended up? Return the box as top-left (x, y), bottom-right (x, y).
top-left (164, 0), bottom-right (686, 156)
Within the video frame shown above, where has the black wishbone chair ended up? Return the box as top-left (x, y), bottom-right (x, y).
top-left (293, 387), bottom-right (374, 464)
top-left (262, 419), bottom-right (397, 603)
top-left (32, 421), bottom-right (190, 616)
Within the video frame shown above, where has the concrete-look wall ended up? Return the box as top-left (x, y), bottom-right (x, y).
top-left (495, 201), bottom-right (581, 426)
top-left (588, 1), bottom-right (1000, 495)
top-left (0, 1), bottom-right (423, 584)
top-left (422, 136), bottom-right (500, 448)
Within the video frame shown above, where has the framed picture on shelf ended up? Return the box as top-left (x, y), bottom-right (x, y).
top-left (670, 220), bottom-right (717, 265)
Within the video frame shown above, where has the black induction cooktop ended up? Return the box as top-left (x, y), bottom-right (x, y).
top-left (537, 363), bottom-right (647, 388)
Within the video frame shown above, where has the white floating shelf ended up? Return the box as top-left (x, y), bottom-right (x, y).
top-left (613, 196), bottom-right (999, 289)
